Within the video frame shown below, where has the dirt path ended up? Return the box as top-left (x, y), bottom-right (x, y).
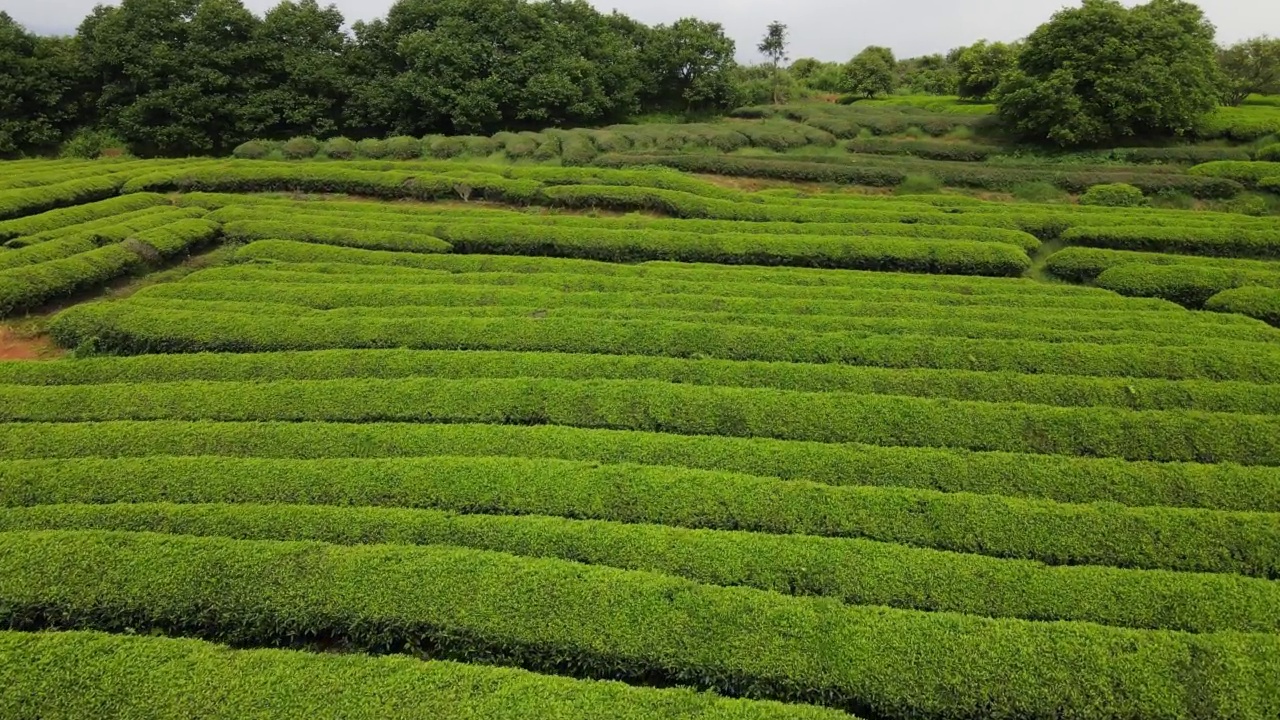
top-left (0, 326), bottom-right (61, 360)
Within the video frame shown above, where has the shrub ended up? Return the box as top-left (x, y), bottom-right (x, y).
top-left (0, 245), bottom-right (143, 316)
top-left (355, 138), bottom-right (389, 159)
top-left (1094, 263), bottom-right (1279, 307)
top-left (1189, 160), bottom-right (1280, 187)
top-left (1261, 175), bottom-right (1280, 193)
top-left (1060, 224), bottom-right (1280, 258)
top-left (231, 140), bottom-right (274, 160)
top-left (502, 133), bottom-right (542, 159)
top-left (558, 133), bottom-right (598, 165)
top-left (1011, 182), bottom-right (1068, 202)
top-left (894, 174), bottom-right (942, 195)
top-left (0, 175), bottom-right (129, 221)
top-left (8, 530), bottom-right (1278, 718)
top-left (461, 135), bottom-right (499, 156)
top-left (60, 129), bottom-right (128, 159)
top-left (221, 220), bottom-right (451, 254)
top-left (1255, 143), bottom-right (1280, 162)
top-left (427, 136), bottom-right (466, 159)
top-left (321, 137), bottom-right (357, 159)
top-left (386, 136), bottom-right (423, 160)
top-left (280, 136), bottom-right (321, 160)
top-left (1079, 183), bottom-right (1148, 207)
top-left (1044, 246), bottom-right (1280, 283)
top-left (1206, 285), bottom-right (1280, 326)
top-left (1221, 194), bottom-right (1269, 216)
top-left (0, 194), bottom-right (167, 241)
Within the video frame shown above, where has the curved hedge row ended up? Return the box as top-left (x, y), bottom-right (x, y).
top-left (3, 530), bottom-right (1278, 720)
top-left (221, 220), bottom-right (451, 254)
top-left (1062, 224), bottom-right (1280, 259)
top-left (0, 208), bottom-right (207, 270)
top-left (435, 223), bottom-right (1030, 275)
top-left (1207, 286), bottom-right (1280, 326)
top-left (0, 195), bottom-right (172, 245)
top-left (6, 502), bottom-right (1280, 633)
top-left (5, 348), bottom-right (1279, 414)
top-left (1, 376), bottom-right (1275, 464)
top-left (1096, 264), bottom-right (1280, 307)
top-left (4, 421), bottom-right (1277, 513)
top-left (1189, 160), bottom-right (1280, 187)
top-left (49, 306), bottom-right (1280, 381)
top-left (176, 264), bottom-right (1177, 311)
top-left (593, 154), bottom-right (1245, 198)
top-left (1043, 246), bottom-right (1280, 283)
top-left (0, 175), bottom-right (129, 222)
top-left (122, 294), bottom-right (1268, 349)
top-left (0, 631), bottom-right (842, 720)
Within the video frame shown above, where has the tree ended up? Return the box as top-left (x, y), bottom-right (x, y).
top-left (0, 14), bottom-right (84, 155)
top-left (1218, 37), bottom-right (1280, 106)
top-left (954, 40), bottom-right (1017, 100)
top-left (790, 58), bottom-right (844, 93)
top-left (645, 18), bottom-right (738, 111)
top-left (898, 54), bottom-right (958, 95)
top-left (757, 20), bottom-right (788, 104)
top-left (996, 0), bottom-right (1222, 147)
top-left (843, 46), bottom-right (896, 99)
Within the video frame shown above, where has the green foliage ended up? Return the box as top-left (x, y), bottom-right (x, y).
top-left (280, 136), bottom-right (321, 159)
top-left (953, 40), bottom-right (1018, 100)
top-left (845, 137), bottom-right (996, 162)
top-left (0, 175), bottom-right (129, 221)
top-left (385, 135), bottom-right (422, 160)
top-left (842, 47), bottom-right (897, 99)
top-left (1189, 160), bottom-right (1280, 187)
top-left (1096, 262), bottom-right (1280, 307)
top-left (222, 219), bottom-right (451, 253)
top-left (1079, 183), bottom-right (1148, 207)
top-left (0, 193), bottom-right (167, 241)
top-left (1045, 245), bottom-right (1280, 282)
top-left (321, 136), bottom-right (357, 159)
top-left (0, 631), bottom-right (839, 720)
top-left (231, 140), bottom-right (274, 159)
top-left (1256, 143), bottom-right (1280, 161)
top-left (0, 13), bottom-right (83, 155)
top-left (996, 0), bottom-right (1223, 146)
top-left (1064, 223), bottom-right (1280, 258)
top-left (894, 174), bottom-right (942, 196)
top-left (1217, 37), bottom-right (1280, 106)
top-left (1206, 285), bottom-right (1280, 325)
top-left (7, 529), bottom-right (1278, 718)
top-left (59, 129), bottom-right (128, 159)
top-left (1011, 181), bottom-right (1068, 202)
top-left (355, 138), bottom-right (389, 158)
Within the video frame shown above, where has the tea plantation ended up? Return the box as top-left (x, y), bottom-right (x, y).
top-left (1, 156), bottom-right (1279, 719)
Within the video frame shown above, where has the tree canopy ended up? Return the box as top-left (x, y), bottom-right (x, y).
top-left (843, 46), bottom-right (897, 99)
top-left (1217, 37), bottom-right (1280, 106)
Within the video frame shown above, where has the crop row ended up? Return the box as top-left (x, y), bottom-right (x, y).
top-left (1097, 263), bottom-right (1280, 308)
top-left (50, 305), bottom-right (1280, 381)
top-left (1188, 160), bottom-right (1280, 188)
top-left (2, 376), bottom-right (1276, 464)
top-left (0, 175), bottom-right (132, 222)
top-left (8, 348), bottom-right (1280, 414)
top-left (1062, 224), bottom-right (1280, 259)
top-left (591, 154), bottom-right (1246, 198)
top-left (0, 193), bottom-right (168, 241)
top-left (4, 421), bottom-right (1277, 513)
top-left (120, 295), bottom-right (1273, 350)
top-left (0, 219), bottom-right (220, 316)
top-left (3, 530), bottom-right (1277, 720)
top-left (1208, 286), bottom-right (1280, 326)
top-left (205, 202), bottom-right (1046, 252)
top-left (1044, 246), bottom-right (1280, 282)
top-left (221, 220), bottom-right (452, 254)
top-left (0, 630), bottom-right (839, 720)
top-left (0, 207), bottom-right (207, 271)
top-left (5, 501), bottom-right (1280, 633)
top-left (176, 263), bottom-right (1178, 311)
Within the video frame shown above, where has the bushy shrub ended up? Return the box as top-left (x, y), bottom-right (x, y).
top-left (321, 137), bottom-right (357, 160)
top-left (231, 140), bottom-right (274, 160)
top-left (428, 136), bottom-right (467, 159)
top-left (1206, 285), bottom-right (1280, 326)
top-left (461, 135), bottom-right (499, 156)
top-left (281, 136), bottom-right (321, 160)
top-left (1079, 183), bottom-right (1147, 207)
top-left (1255, 143), bottom-right (1280, 162)
top-left (60, 129), bottom-right (129, 159)
top-left (1221, 194), bottom-right (1269, 216)
top-left (355, 138), bottom-right (389, 159)
top-left (559, 133), bottom-right (598, 165)
top-left (1260, 176), bottom-right (1280, 193)
top-left (386, 136), bottom-right (423, 160)
top-left (894, 174), bottom-right (942, 195)
top-left (1011, 182), bottom-right (1068, 202)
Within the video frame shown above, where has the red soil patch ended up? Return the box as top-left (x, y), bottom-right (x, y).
top-left (0, 327), bottom-right (60, 360)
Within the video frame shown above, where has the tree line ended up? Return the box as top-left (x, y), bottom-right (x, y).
top-left (1, 0), bottom-right (1278, 157)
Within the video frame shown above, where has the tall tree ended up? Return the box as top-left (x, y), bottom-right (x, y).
top-left (0, 14), bottom-right (83, 155)
top-left (1218, 37), bottom-right (1280, 106)
top-left (757, 21), bottom-right (788, 104)
top-left (843, 46), bottom-right (897, 99)
top-left (996, 0), bottom-right (1222, 147)
top-left (77, 0), bottom-right (262, 155)
top-left (954, 40), bottom-right (1017, 100)
top-left (645, 18), bottom-right (738, 111)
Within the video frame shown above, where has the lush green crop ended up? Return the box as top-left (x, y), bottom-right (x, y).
top-left (0, 175), bottom-right (130, 221)
top-left (0, 631), bottom-right (850, 719)
top-left (5, 502), bottom-right (1280, 633)
top-left (1063, 225), bottom-right (1280, 259)
top-left (2, 530), bottom-right (1277, 719)
top-left (1044, 246), bottom-right (1280, 282)
top-left (4, 421), bottom-right (1276, 512)
top-left (0, 193), bottom-right (169, 242)
top-left (221, 220), bottom-right (452, 253)
top-left (1096, 264), bottom-right (1280, 307)
top-left (1189, 160), bottom-right (1280, 187)
top-left (0, 208), bottom-right (207, 270)
top-left (1207, 286), bottom-right (1280, 326)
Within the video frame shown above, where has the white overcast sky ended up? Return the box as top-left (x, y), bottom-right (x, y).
top-left (5, 0), bottom-right (1276, 61)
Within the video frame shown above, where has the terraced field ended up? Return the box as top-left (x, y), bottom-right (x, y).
top-left (1, 157), bottom-right (1279, 718)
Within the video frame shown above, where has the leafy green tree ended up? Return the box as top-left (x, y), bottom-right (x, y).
top-left (954, 40), bottom-right (1017, 100)
top-left (77, 0), bottom-right (262, 155)
top-left (1217, 37), bottom-right (1280, 106)
top-left (757, 21), bottom-right (788, 104)
top-left (790, 58), bottom-right (844, 93)
top-left (898, 54), bottom-right (959, 95)
top-left (0, 14), bottom-right (84, 155)
top-left (240, 0), bottom-right (348, 140)
top-left (996, 0), bottom-right (1222, 147)
top-left (646, 18), bottom-right (739, 111)
top-left (843, 46), bottom-right (897, 99)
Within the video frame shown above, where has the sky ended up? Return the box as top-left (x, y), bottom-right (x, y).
top-left (5, 0), bottom-right (1276, 62)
